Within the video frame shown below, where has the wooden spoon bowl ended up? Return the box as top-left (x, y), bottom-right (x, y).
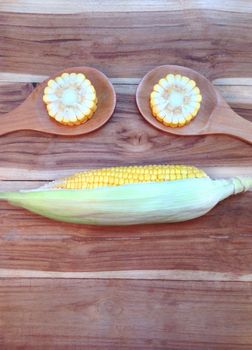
top-left (0, 67), bottom-right (116, 136)
top-left (136, 65), bottom-right (252, 144)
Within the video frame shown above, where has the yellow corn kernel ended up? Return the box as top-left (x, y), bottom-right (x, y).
top-left (47, 164), bottom-right (208, 190)
top-left (149, 73), bottom-right (202, 128)
top-left (43, 72), bottom-right (97, 126)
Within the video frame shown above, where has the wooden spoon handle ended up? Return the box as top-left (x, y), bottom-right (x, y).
top-left (0, 113), bottom-right (22, 136)
top-left (210, 105), bottom-right (252, 144)
top-left (0, 103), bottom-right (37, 136)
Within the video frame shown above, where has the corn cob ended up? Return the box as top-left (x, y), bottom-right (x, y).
top-left (0, 165), bottom-right (251, 226)
top-left (43, 164), bottom-right (208, 190)
top-left (43, 72), bottom-right (97, 126)
top-left (150, 74), bottom-right (202, 127)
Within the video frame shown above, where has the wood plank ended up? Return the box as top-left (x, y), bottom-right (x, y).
top-left (0, 191), bottom-right (251, 273)
top-left (0, 17), bottom-right (251, 278)
top-left (1, 279), bottom-right (252, 349)
top-left (1, 269), bottom-right (252, 282)
top-left (0, 2), bottom-right (252, 349)
top-left (0, 72), bottom-right (47, 83)
top-left (0, 9), bottom-right (252, 78)
top-left (214, 85), bottom-right (252, 109)
top-left (0, 82), bottom-right (251, 276)
top-left (1, 0), bottom-right (252, 14)
top-left (0, 82), bottom-right (251, 183)
top-left (0, 82), bottom-right (33, 114)
top-left (1, 76), bottom-right (252, 108)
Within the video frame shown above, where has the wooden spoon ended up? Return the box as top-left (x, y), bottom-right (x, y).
top-left (136, 65), bottom-right (252, 144)
top-left (0, 67), bottom-right (116, 136)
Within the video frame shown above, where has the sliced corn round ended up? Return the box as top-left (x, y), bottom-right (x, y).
top-left (43, 72), bottom-right (97, 126)
top-left (150, 73), bottom-right (202, 128)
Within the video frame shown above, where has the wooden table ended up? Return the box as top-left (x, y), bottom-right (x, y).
top-left (0, 1), bottom-right (252, 349)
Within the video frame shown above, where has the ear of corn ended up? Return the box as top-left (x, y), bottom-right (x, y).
top-left (150, 74), bottom-right (202, 127)
top-left (0, 165), bottom-right (251, 226)
top-left (43, 72), bottom-right (97, 126)
top-left (41, 164), bottom-right (208, 190)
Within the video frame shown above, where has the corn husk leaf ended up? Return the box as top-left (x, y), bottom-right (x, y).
top-left (0, 177), bottom-right (251, 225)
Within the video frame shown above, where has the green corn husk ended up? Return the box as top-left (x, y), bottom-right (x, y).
top-left (0, 176), bottom-right (251, 225)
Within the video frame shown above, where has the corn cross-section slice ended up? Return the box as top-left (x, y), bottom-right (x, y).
top-left (150, 74), bottom-right (202, 127)
top-left (41, 164), bottom-right (208, 190)
top-left (43, 72), bottom-right (97, 126)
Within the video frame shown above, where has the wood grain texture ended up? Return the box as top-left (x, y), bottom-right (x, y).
top-left (0, 2), bottom-right (252, 78)
top-left (1, 0), bottom-right (252, 14)
top-left (2, 269), bottom-right (252, 281)
top-left (0, 1), bottom-right (252, 348)
top-left (1, 279), bottom-right (252, 350)
top-left (0, 81), bottom-right (251, 182)
top-left (0, 190), bottom-right (251, 274)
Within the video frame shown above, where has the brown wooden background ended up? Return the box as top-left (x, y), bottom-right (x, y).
top-left (0, 1), bottom-right (252, 349)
